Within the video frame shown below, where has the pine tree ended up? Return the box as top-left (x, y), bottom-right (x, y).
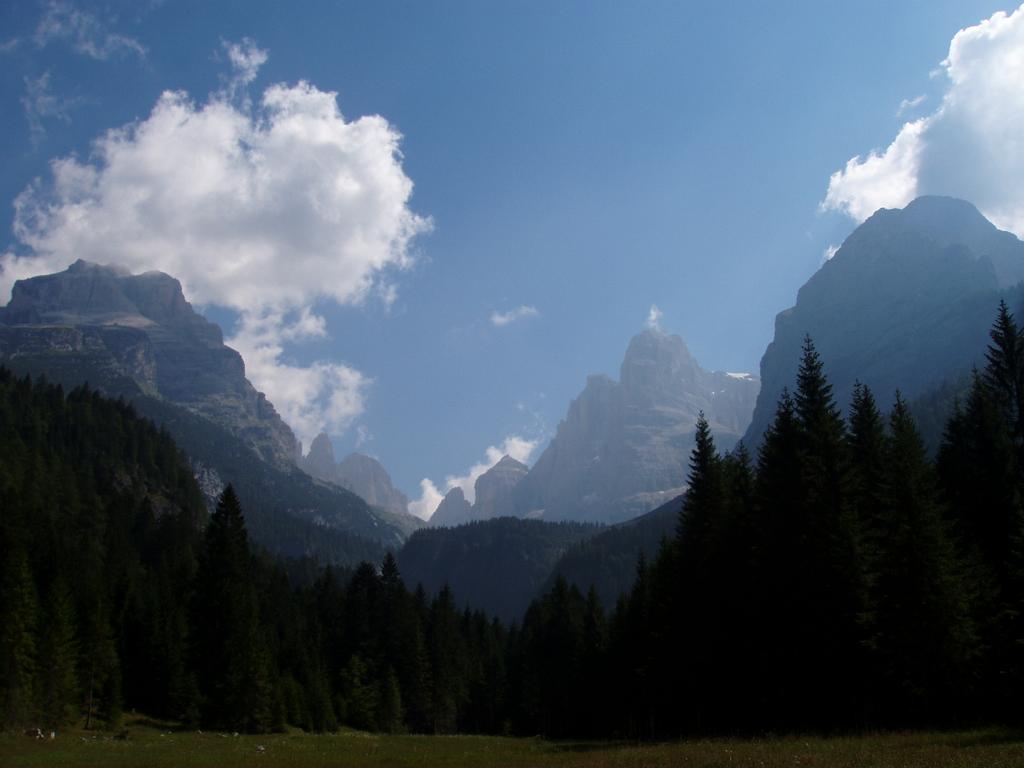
top-left (192, 486), bottom-right (274, 732)
top-left (869, 394), bottom-right (978, 724)
top-left (983, 300), bottom-right (1024, 448)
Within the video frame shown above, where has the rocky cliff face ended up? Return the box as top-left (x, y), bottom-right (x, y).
top-left (298, 432), bottom-right (411, 519)
top-left (0, 260), bottom-right (299, 467)
top-left (428, 456), bottom-right (530, 527)
top-left (303, 432), bottom-right (339, 481)
top-left (429, 487), bottom-right (474, 528)
top-left (336, 453), bottom-right (411, 518)
top-left (744, 196), bottom-right (1024, 449)
top-left (473, 456), bottom-right (529, 519)
top-left (512, 328), bottom-right (759, 524)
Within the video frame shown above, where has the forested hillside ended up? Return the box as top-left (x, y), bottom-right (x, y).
top-left (397, 518), bottom-right (601, 621)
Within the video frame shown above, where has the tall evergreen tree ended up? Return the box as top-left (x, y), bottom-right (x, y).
top-left (869, 394), bottom-right (977, 724)
top-left (192, 485), bottom-right (273, 732)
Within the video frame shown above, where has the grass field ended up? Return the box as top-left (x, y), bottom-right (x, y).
top-left (2, 718), bottom-right (1023, 768)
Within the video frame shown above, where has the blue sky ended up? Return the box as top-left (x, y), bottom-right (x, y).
top-left (1, 1), bottom-right (1019, 515)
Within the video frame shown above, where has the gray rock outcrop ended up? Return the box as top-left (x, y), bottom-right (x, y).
top-left (0, 260), bottom-right (299, 467)
top-left (511, 328), bottom-right (759, 523)
top-left (429, 487), bottom-right (475, 528)
top-left (299, 432), bottom-right (411, 519)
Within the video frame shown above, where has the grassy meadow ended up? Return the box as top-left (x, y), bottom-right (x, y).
top-left (2, 718), bottom-right (1023, 768)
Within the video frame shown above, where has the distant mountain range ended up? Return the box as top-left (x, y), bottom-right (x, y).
top-left (5, 194), bottom-right (1021, 613)
top-left (0, 260), bottom-right (421, 562)
top-left (512, 328), bottom-right (757, 523)
top-left (746, 196), bottom-right (1024, 448)
top-left (425, 328), bottom-right (758, 526)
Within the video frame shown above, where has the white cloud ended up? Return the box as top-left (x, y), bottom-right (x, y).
top-left (34, 1), bottom-right (145, 60)
top-left (407, 435), bottom-right (539, 520)
top-left (490, 304), bottom-right (540, 327)
top-left (221, 38), bottom-right (268, 102)
top-left (21, 71), bottom-right (74, 144)
top-left (2, 46), bottom-right (431, 448)
top-left (897, 94), bottom-right (926, 115)
top-left (0, 38), bottom-right (19, 54)
top-left (408, 479), bottom-right (445, 522)
top-left (646, 304), bottom-right (663, 330)
top-left (227, 309), bottom-right (371, 445)
top-left (823, 243), bottom-right (839, 262)
top-left (822, 4), bottom-right (1024, 236)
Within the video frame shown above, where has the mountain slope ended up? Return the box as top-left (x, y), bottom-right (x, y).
top-left (0, 260), bottom-right (298, 466)
top-left (0, 261), bottom-right (421, 558)
top-left (511, 329), bottom-right (758, 523)
top-left (745, 196), bottom-right (1024, 448)
top-left (397, 517), bottom-right (602, 622)
top-left (547, 495), bottom-right (681, 608)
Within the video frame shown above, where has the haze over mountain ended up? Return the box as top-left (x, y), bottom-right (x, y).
top-left (300, 432), bottom-right (411, 518)
top-left (745, 196), bottom-right (1024, 448)
top-left (509, 328), bottom-right (758, 523)
top-left (429, 455), bottom-right (529, 527)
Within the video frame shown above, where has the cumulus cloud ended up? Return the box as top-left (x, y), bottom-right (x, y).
top-left (34, 1), bottom-right (145, 60)
top-left (823, 244), bottom-right (839, 262)
top-left (646, 304), bottom-right (663, 330)
top-left (490, 305), bottom-right (540, 327)
top-left (21, 71), bottom-right (75, 144)
top-left (822, 4), bottom-right (1024, 236)
top-left (1, 44), bottom-right (431, 447)
top-left (407, 435), bottom-right (539, 520)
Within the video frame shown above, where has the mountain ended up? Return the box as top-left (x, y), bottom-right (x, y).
top-left (299, 432), bottom-right (411, 518)
top-left (0, 261), bottom-right (421, 559)
top-left (510, 328), bottom-right (758, 523)
top-left (397, 517), bottom-right (602, 622)
top-left (0, 259), bottom-right (298, 467)
top-left (427, 455), bottom-right (529, 526)
top-left (547, 495), bottom-right (681, 609)
top-left (472, 455), bottom-right (529, 519)
top-left (429, 487), bottom-right (474, 527)
top-left (745, 196), bottom-right (1024, 448)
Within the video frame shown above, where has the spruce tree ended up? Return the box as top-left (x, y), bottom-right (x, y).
top-left (869, 394), bottom-right (977, 724)
top-left (983, 300), bottom-right (1024, 448)
top-left (192, 485), bottom-right (273, 732)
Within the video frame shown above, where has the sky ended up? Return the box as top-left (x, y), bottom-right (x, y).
top-left (1, 0), bottom-right (1022, 517)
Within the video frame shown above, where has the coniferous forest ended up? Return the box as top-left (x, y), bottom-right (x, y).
top-left (2, 304), bottom-right (1024, 738)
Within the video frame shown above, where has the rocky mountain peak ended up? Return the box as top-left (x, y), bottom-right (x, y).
top-left (429, 486), bottom-right (474, 528)
top-left (336, 452), bottom-right (410, 518)
top-left (0, 261), bottom-right (298, 467)
top-left (510, 326), bottom-right (759, 524)
top-left (620, 328), bottom-right (702, 402)
top-left (304, 432), bottom-right (337, 481)
top-left (744, 196), bottom-right (1024, 449)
